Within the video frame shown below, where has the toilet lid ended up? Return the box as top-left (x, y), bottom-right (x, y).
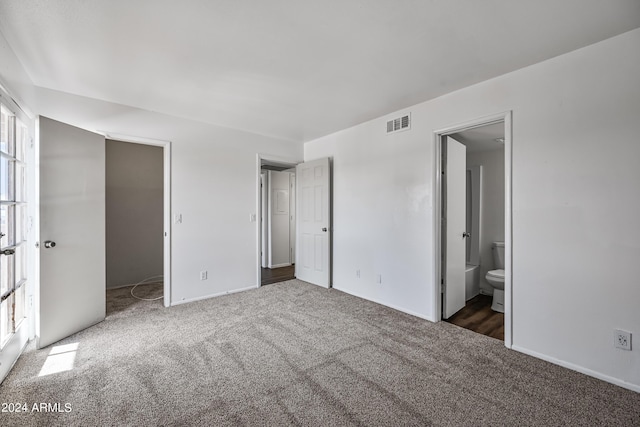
top-left (487, 269), bottom-right (505, 279)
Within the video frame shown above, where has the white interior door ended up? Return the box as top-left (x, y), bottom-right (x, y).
top-left (268, 170), bottom-right (291, 268)
top-left (296, 157), bottom-right (330, 288)
top-left (38, 117), bottom-right (105, 348)
top-left (443, 136), bottom-right (466, 319)
top-left (261, 173), bottom-right (268, 268)
top-left (289, 173), bottom-right (296, 264)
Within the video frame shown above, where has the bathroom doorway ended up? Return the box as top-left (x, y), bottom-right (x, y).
top-left (434, 112), bottom-right (512, 346)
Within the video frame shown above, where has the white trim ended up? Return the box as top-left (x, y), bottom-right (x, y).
top-left (100, 132), bottom-right (172, 307)
top-left (105, 281), bottom-right (164, 291)
top-left (0, 320), bottom-right (29, 383)
top-left (503, 111), bottom-right (513, 348)
top-left (432, 130), bottom-right (443, 323)
top-left (512, 345), bottom-right (640, 393)
top-left (256, 153), bottom-right (301, 288)
top-left (0, 76), bottom-right (34, 119)
top-left (171, 286), bottom-right (256, 306)
top-left (97, 131), bottom-right (170, 147)
top-left (432, 111), bottom-right (513, 348)
top-left (162, 143), bottom-right (172, 308)
top-left (0, 84), bottom-right (34, 383)
top-left (268, 263), bottom-right (292, 269)
top-left (333, 285), bottom-right (432, 321)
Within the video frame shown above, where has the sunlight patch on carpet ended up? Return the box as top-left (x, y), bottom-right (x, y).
top-left (38, 343), bottom-right (79, 377)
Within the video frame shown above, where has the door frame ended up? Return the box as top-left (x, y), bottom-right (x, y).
top-left (432, 111), bottom-right (513, 348)
top-left (100, 132), bottom-right (172, 307)
top-left (0, 88), bottom-right (34, 382)
top-left (255, 153), bottom-right (300, 287)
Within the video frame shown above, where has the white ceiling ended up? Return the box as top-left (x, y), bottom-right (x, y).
top-left (1, 1), bottom-right (639, 142)
top-left (452, 122), bottom-right (504, 153)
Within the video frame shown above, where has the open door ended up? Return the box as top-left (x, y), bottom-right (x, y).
top-left (443, 136), bottom-right (466, 319)
top-left (296, 157), bottom-right (330, 288)
top-left (37, 117), bottom-right (106, 348)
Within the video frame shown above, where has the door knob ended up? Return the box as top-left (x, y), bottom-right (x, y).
top-left (44, 240), bottom-right (57, 249)
top-left (462, 232), bottom-right (470, 238)
top-left (1, 248), bottom-right (15, 256)
top-left (322, 227), bottom-right (328, 232)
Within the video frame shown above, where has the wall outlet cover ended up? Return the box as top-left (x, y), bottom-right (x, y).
top-left (614, 329), bottom-right (632, 351)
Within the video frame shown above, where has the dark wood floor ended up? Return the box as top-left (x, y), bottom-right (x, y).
top-left (261, 265), bottom-right (295, 285)
top-left (445, 294), bottom-right (504, 341)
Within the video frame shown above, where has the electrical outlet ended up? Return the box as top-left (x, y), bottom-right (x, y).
top-left (614, 329), bottom-right (631, 351)
top-left (200, 271), bottom-right (208, 281)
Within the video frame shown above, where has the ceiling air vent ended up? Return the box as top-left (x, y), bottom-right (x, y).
top-left (386, 113), bottom-right (411, 134)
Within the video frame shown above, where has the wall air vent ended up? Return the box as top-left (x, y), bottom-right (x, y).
top-left (386, 113), bottom-right (411, 134)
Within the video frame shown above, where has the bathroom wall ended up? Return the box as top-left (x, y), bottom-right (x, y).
top-left (467, 148), bottom-right (505, 294)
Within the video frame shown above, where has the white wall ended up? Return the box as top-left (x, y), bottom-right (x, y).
top-left (30, 90), bottom-right (303, 304)
top-left (0, 28), bottom-right (303, 306)
top-left (467, 148), bottom-right (505, 294)
top-left (305, 29), bottom-right (640, 390)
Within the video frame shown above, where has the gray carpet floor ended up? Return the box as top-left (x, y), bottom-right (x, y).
top-left (0, 279), bottom-right (638, 426)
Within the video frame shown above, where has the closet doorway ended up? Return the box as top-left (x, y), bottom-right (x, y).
top-left (106, 139), bottom-right (165, 308)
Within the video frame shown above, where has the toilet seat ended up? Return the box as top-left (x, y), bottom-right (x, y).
top-left (486, 269), bottom-right (504, 279)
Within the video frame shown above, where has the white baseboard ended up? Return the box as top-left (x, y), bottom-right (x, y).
top-left (107, 283), bottom-right (141, 290)
top-left (268, 263), bottom-right (292, 269)
top-left (170, 286), bottom-right (256, 306)
top-left (465, 290), bottom-right (481, 302)
top-left (512, 345), bottom-right (640, 393)
top-left (332, 285), bottom-right (433, 322)
top-left (107, 278), bottom-right (164, 290)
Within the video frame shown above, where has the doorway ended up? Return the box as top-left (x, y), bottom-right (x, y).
top-left (34, 119), bottom-right (172, 351)
top-left (433, 112), bottom-right (513, 347)
top-left (106, 139), bottom-right (164, 307)
top-left (256, 155), bottom-right (333, 289)
top-left (98, 131), bottom-right (172, 307)
top-left (257, 156), bottom-right (298, 286)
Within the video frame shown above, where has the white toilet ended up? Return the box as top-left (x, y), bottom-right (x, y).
top-left (485, 242), bottom-right (505, 313)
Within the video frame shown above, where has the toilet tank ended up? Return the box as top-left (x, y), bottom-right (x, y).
top-left (492, 242), bottom-right (505, 269)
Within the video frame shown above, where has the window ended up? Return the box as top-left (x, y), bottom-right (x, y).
top-left (0, 103), bottom-right (27, 348)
